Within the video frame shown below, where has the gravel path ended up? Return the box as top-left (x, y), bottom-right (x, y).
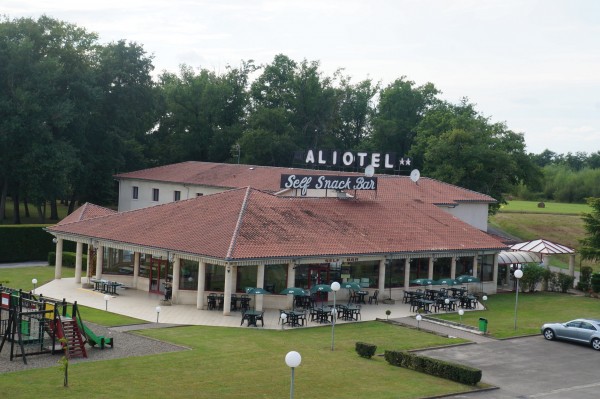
top-left (0, 322), bottom-right (188, 374)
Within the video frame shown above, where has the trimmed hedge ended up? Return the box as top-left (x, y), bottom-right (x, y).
top-left (0, 225), bottom-right (76, 263)
top-left (355, 342), bottom-right (377, 358)
top-left (48, 252), bottom-right (87, 268)
top-left (384, 350), bottom-right (482, 385)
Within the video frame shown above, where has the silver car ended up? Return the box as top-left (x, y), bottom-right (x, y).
top-left (541, 319), bottom-right (600, 351)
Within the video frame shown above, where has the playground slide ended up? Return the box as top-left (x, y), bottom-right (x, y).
top-left (76, 317), bottom-right (114, 349)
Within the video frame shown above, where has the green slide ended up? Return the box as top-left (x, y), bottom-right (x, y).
top-left (76, 317), bottom-right (114, 349)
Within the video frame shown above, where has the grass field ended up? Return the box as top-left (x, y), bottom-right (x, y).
top-left (434, 292), bottom-right (600, 339)
top-left (491, 200), bottom-right (599, 271)
top-left (498, 200), bottom-right (591, 214)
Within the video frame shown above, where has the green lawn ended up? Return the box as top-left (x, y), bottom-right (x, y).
top-left (0, 322), bottom-right (474, 399)
top-left (0, 266), bottom-right (144, 326)
top-left (499, 200), bottom-right (591, 214)
top-left (3, 268), bottom-right (600, 397)
top-left (434, 292), bottom-right (600, 339)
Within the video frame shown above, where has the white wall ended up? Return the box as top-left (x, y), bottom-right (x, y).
top-left (117, 179), bottom-right (224, 211)
top-left (440, 203), bottom-right (489, 231)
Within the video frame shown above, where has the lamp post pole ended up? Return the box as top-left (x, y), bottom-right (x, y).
top-left (330, 282), bottom-right (340, 351)
top-left (514, 269), bottom-right (523, 330)
top-left (285, 351), bottom-right (301, 399)
top-left (32, 278), bottom-right (38, 293)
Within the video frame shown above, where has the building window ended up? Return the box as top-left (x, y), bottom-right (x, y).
top-left (132, 186), bottom-right (139, 200)
top-left (196, 193), bottom-right (203, 197)
top-left (152, 188), bottom-right (159, 202)
top-left (174, 190), bottom-right (181, 201)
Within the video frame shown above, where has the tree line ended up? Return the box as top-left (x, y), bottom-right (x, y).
top-left (1, 16), bottom-right (598, 223)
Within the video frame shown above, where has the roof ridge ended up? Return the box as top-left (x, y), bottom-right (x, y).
top-left (226, 187), bottom-right (253, 259)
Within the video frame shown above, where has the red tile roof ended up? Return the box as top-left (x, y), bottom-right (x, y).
top-left (48, 187), bottom-right (506, 262)
top-left (56, 202), bottom-right (116, 226)
top-left (114, 161), bottom-right (496, 206)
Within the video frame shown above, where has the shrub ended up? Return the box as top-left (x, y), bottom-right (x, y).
top-left (384, 350), bottom-right (482, 385)
top-left (47, 252), bottom-right (86, 268)
top-left (355, 342), bottom-right (377, 359)
top-left (577, 266), bottom-right (594, 292)
top-left (520, 264), bottom-right (546, 292)
top-left (555, 273), bottom-right (575, 293)
top-left (591, 273), bottom-right (600, 293)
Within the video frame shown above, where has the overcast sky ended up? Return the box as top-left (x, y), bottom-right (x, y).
top-left (4, 0), bottom-right (600, 155)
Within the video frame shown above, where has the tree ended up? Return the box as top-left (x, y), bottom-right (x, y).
top-left (371, 77), bottom-right (439, 158)
top-left (411, 99), bottom-right (542, 211)
top-left (249, 55), bottom-right (340, 153)
top-left (333, 77), bottom-right (379, 150)
top-left (580, 197), bottom-right (600, 262)
top-left (0, 16), bottom-right (99, 221)
top-left (150, 62), bottom-right (252, 165)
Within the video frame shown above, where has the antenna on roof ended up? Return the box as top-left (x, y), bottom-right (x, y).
top-left (410, 169), bottom-right (420, 185)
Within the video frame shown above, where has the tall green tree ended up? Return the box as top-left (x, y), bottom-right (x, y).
top-left (370, 77), bottom-right (439, 157)
top-left (150, 62), bottom-right (252, 165)
top-left (249, 54), bottom-right (340, 157)
top-left (411, 99), bottom-right (541, 211)
top-left (333, 77), bottom-right (379, 150)
top-left (580, 197), bottom-right (600, 262)
top-left (0, 16), bottom-right (97, 221)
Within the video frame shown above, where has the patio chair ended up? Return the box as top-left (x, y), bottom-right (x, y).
top-left (368, 290), bottom-right (379, 305)
top-left (255, 311), bottom-right (264, 327)
top-left (240, 311), bottom-right (250, 326)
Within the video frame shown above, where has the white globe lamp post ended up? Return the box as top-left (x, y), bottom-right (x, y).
top-left (285, 351), bottom-right (302, 399)
top-left (514, 269), bottom-right (523, 330)
top-left (330, 281), bottom-right (340, 351)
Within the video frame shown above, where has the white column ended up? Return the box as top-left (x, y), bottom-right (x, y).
top-left (231, 265), bottom-right (238, 294)
top-left (378, 258), bottom-right (386, 295)
top-left (223, 265), bottom-right (233, 316)
top-left (54, 238), bottom-right (63, 279)
top-left (569, 254), bottom-right (576, 277)
top-left (256, 264), bottom-right (265, 311)
top-left (404, 258), bottom-right (410, 291)
top-left (85, 244), bottom-right (91, 284)
top-left (172, 256), bottom-right (181, 304)
top-left (450, 257), bottom-right (456, 279)
top-left (133, 252), bottom-right (140, 289)
top-left (287, 262), bottom-right (296, 309)
top-left (75, 242), bottom-right (83, 284)
top-left (492, 254), bottom-right (499, 287)
top-left (197, 261), bottom-right (206, 309)
top-left (472, 255), bottom-right (478, 278)
top-left (506, 263), bottom-right (512, 287)
top-left (428, 258), bottom-right (434, 280)
top-left (95, 245), bottom-right (103, 279)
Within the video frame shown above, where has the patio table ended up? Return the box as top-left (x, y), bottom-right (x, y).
top-left (356, 291), bottom-right (368, 304)
top-left (242, 310), bottom-right (263, 327)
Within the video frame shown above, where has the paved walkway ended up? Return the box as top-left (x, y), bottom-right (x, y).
top-left (393, 316), bottom-right (496, 344)
top-left (30, 277), bottom-right (488, 331)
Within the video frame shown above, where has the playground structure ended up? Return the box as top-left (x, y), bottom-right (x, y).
top-left (0, 284), bottom-right (113, 364)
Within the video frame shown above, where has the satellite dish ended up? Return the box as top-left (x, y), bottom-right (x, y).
top-left (410, 169), bottom-right (421, 183)
top-left (365, 165), bottom-right (375, 177)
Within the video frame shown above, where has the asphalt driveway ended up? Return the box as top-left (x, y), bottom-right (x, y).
top-left (419, 335), bottom-right (600, 399)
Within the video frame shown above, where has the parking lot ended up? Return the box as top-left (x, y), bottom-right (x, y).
top-left (420, 335), bottom-right (600, 398)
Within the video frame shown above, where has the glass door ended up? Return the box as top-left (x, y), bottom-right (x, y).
top-left (149, 258), bottom-right (171, 294)
top-left (308, 266), bottom-right (330, 303)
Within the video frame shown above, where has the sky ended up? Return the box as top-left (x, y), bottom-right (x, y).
top-left (4, 0), bottom-right (600, 155)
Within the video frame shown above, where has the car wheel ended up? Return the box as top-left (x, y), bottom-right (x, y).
top-left (592, 338), bottom-right (600, 351)
top-left (543, 328), bottom-right (555, 341)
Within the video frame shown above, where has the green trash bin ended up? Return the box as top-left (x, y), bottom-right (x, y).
top-left (478, 317), bottom-right (488, 333)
